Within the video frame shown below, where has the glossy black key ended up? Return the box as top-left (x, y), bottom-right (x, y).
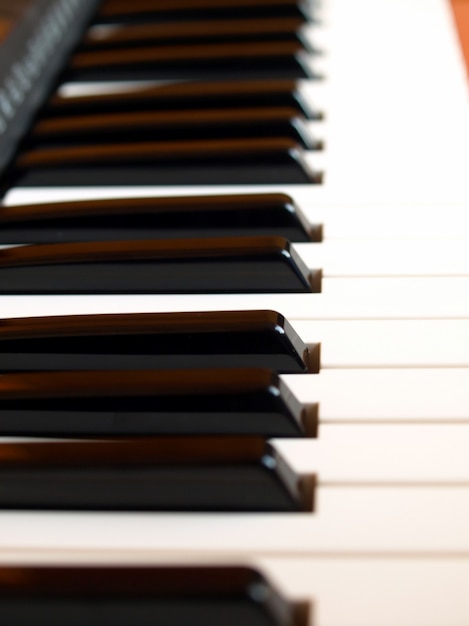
top-left (0, 194), bottom-right (319, 243)
top-left (65, 41), bottom-right (311, 82)
top-left (0, 369), bottom-right (318, 437)
top-left (0, 310), bottom-right (318, 373)
top-left (11, 137), bottom-right (319, 186)
top-left (44, 79), bottom-right (318, 119)
top-left (0, 437), bottom-right (316, 511)
top-left (0, 566), bottom-right (310, 626)
top-left (0, 237), bottom-right (319, 294)
top-left (96, 0), bottom-right (312, 24)
top-left (29, 107), bottom-right (315, 149)
top-left (83, 16), bottom-right (309, 49)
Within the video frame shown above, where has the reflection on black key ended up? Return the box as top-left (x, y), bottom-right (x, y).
top-left (0, 566), bottom-right (310, 626)
top-left (0, 437), bottom-right (316, 511)
top-left (0, 310), bottom-right (318, 373)
top-left (0, 194), bottom-right (319, 243)
top-left (0, 368), bottom-right (318, 437)
top-left (0, 237), bottom-right (319, 294)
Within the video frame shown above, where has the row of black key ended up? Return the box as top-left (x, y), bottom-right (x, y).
top-left (1, 1), bottom-right (320, 510)
top-left (0, 0), bottom-right (319, 621)
top-left (4, 0), bottom-right (322, 187)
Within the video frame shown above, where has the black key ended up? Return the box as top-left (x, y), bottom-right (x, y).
top-left (65, 41), bottom-right (311, 82)
top-left (0, 368), bottom-right (318, 437)
top-left (0, 565), bottom-right (310, 626)
top-left (96, 0), bottom-right (312, 24)
top-left (11, 137), bottom-right (320, 186)
top-left (0, 236), bottom-right (319, 294)
top-left (83, 16), bottom-right (309, 49)
top-left (44, 79), bottom-right (319, 119)
top-left (29, 107), bottom-right (315, 149)
top-left (0, 194), bottom-right (320, 243)
top-left (0, 437), bottom-right (316, 511)
top-left (0, 310), bottom-right (318, 373)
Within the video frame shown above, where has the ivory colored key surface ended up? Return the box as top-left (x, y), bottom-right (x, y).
top-left (1, 276), bottom-right (468, 319)
top-left (259, 557), bottom-right (469, 626)
top-left (291, 318), bottom-right (469, 368)
top-left (274, 423), bottom-right (469, 482)
top-left (281, 368), bottom-right (469, 421)
top-left (296, 238), bottom-right (469, 277)
top-left (303, 201), bottom-right (469, 239)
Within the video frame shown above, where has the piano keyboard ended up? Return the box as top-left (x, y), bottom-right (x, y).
top-left (1, 0), bottom-right (469, 624)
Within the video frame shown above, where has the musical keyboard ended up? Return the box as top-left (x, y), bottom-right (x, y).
top-left (1, 1), bottom-right (469, 625)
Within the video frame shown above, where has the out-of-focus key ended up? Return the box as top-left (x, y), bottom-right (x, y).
top-left (0, 565), bottom-right (309, 626)
top-left (0, 437), bottom-right (315, 512)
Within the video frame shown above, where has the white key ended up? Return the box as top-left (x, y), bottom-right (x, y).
top-left (1, 276), bottom-right (469, 319)
top-left (282, 369), bottom-right (469, 421)
top-left (1, 485), bottom-right (469, 554)
top-left (296, 239), bottom-right (469, 276)
top-left (292, 319), bottom-right (469, 368)
top-left (260, 557), bottom-right (469, 626)
top-left (310, 204), bottom-right (469, 239)
top-left (274, 424), bottom-right (469, 482)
